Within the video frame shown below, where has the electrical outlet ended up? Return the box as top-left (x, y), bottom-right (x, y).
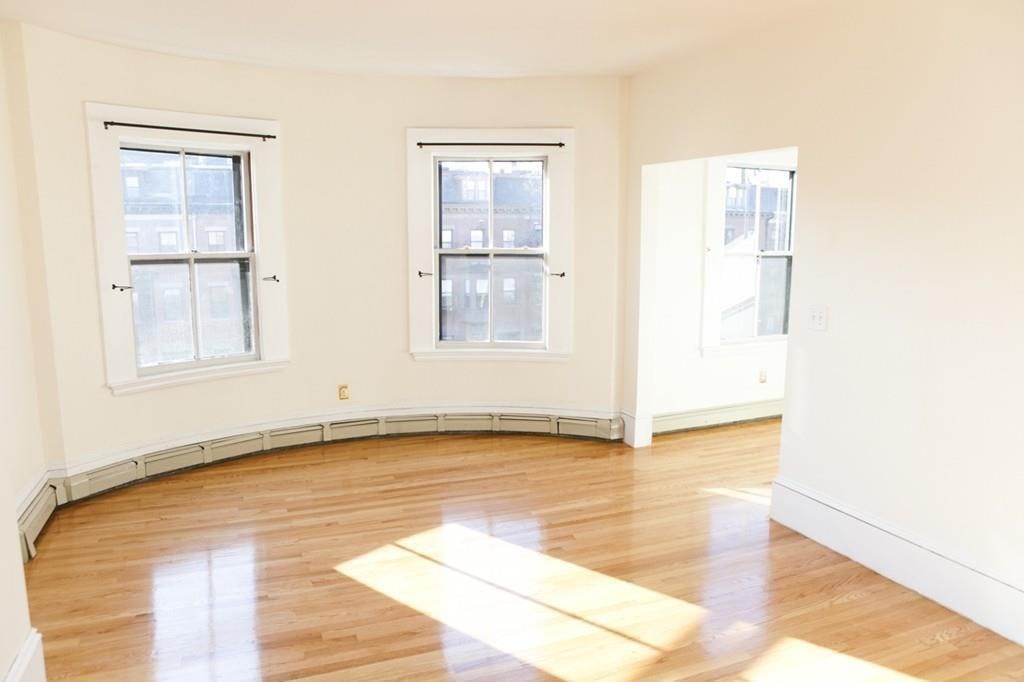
top-left (337, 384), bottom-right (350, 400)
top-left (758, 368), bottom-right (768, 384)
top-left (809, 304), bottom-right (829, 332)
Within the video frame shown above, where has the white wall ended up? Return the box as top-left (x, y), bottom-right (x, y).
top-left (647, 148), bottom-right (794, 417)
top-left (11, 25), bottom-right (626, 476)
top-left (0, 21), bottom-right (46, 682)
top-left (626, 0), bottom-right (1024, 641)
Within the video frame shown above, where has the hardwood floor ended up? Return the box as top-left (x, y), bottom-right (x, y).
top-left (25, 420), bottom-right (1024, 680)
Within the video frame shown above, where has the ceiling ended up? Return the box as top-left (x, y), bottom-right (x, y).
top-left (0, 0), bottom-right (822, 77)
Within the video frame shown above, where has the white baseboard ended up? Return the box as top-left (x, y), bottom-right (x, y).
top-left (13, 472), bottom-right (49, 519)
top-left (27, 406), bottom-right (622, 520)
top-left (56, 403), bottom-right (622, 479)
top-left (771, 477), bottom-right (1024, 646)
top-left (653, 399), bottom-right (783, 434)
top-left (621, 412), bottom-right (653, 448)
top-left (3, 629), bottom-right (45, 682)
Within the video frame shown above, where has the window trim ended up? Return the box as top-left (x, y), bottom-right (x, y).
top-left (86, 103), bottom-right (289, 394)
top-left (407, 128), bottom-right (575, 359)
top-left (701, 157), bottom-right (797, 353)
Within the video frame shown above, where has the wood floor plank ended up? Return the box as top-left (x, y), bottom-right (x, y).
top-left (24, 420), bottom-right (1022, 680)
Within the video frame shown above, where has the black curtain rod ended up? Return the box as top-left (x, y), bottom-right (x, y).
top-left (103, 121), bottom-right (276, 141)
top-left (417, 141), bottom-right (564, 148)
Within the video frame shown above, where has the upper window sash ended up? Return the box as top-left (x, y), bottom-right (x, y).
top-left (435, 157), bottom-right (548, 253)
top-left (723, 165), bottom-right (796, 257)
top-left (121, 146), bottom-right (254, 257)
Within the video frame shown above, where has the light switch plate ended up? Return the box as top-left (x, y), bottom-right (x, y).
top-left (809, 304), bottom-right (829, 332)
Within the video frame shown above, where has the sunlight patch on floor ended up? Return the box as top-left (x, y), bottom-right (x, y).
top-left (335, 523), bottom-right (705, 681)
top-left (742, 637), bottom-right (923, 681)
top-left (702, 486), bottom-right (772, 506)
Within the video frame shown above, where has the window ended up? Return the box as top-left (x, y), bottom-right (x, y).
top-left (123, 148), bottom-right (256, 370)
top-left (440, 279), bottom-right (454, 310)
top-left (158, 231), bottom-right (179, 252)
top-left (461, 177), bottom-right (487, 202)
top-left (407, 128), bottom-right (574, 358)
top-left (124, 175), bottom-right (140, 196)
top-left (719, 166), bottom-right (795, 341)
top-left (87, 103), bottom-right (288, 393)
top-left (207, 230), bottom-right (226, 250)
top-left (470, 228), bottom-right (485, 249)
top-left (437, 159), bottom-right (545, 345)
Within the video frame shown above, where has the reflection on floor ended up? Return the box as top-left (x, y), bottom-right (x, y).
top-left (152, 545), bottom-right (260, 681)
top-left (24, 420), bottom-right (1024, 680)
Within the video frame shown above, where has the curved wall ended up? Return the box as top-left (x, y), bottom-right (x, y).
top-left (11, 25), bottom-right (627, 483)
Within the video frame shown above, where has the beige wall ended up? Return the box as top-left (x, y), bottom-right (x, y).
top-left (0, 21), bottom-right (43, 677)
top-left (626, 0), bottom-right (1024, 617)
top-left (14, 25), bottom-right (627, 474)
top-left (0, 23), bottom-right (52, 504)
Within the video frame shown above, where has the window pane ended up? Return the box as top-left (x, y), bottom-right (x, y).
top-left (440, 161), bottom-right (489, 248)
top-left (720, 255), bottom-right (757, 341)
top-left (493, 160), bottom-right (543, 248)
top-left (758, 170), bottom-right (793, 252)
top-left (757, 256), bottom-right (792, 336)
top-left (187, 154), bottom-right (246, 252)
top-left (724, 167), bottom-right (756, 254)
top-left (439, 255), bottom-right (489, 342)
top-left (492, 256), bottom-right (544, 342)
top-left (195, 261), bottom-right (254, 359)
top-left (121, 149), bottom-right (186, 254)
top-left (130, 263), bottom-right (194, 367)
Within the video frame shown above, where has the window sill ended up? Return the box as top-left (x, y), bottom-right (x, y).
top-left (700, 337), bottom-right (787, 358)
top-left (108, 359), bottom-right (289, 396)
top-left (412, 349), bottom-right (571, 362)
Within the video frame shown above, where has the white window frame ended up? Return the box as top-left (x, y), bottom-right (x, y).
top-left (407, 128), bottom-right (574, 360)
top-left (435, 155), bottom-right (546, 350)
top-left (701, 152), bottom-right (797, 353)
top-left (125, 145), bottom-right (259, 374)
top-left (86, 103), bottom-right (289, 395)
